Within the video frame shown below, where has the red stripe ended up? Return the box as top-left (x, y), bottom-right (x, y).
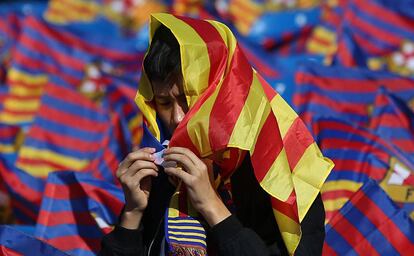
top-left (209, 45), bottom-right (253, 149)
top-left (45, 82), bottom-right (105, 113)
top-left (0, 126), bottom-right (19, 137)
top-left (251, 113), bottom-right (283, 182)
top-left (353, 0), bottom-right (414, 33)
top-left (325, 210), bottom-right (338, 222)
top-left (0, 161), bottom-right (43, 207)
top-left (2, 94), bottom-right (41, 101)
top-left (352, 191), bottom-right (414, 254)
top-left (46, 235), bottom-right (101, 252)
top-left (283, 118), bottom-right (314, 171)
top-left (370, 113), bottom-right (411, 129)
top-left (322, 189), bottom-right (356, 201)
top-left (0, 247), bottom-right (23, 256)
top-left (336, 36), bottom-right (356, 67)
top-left (293, 91), bottom-right (368, 116)
top-left (332, 212), bottom-right (381, 256)
top-left (271, 191), bottom-right (299, 222)
top-left (257, 73), bottom-right (277, 101)
top-left (26, 16), bottom-right (139, 62)
top-left (7, 79), bottom-right (45, 88)
top-left (322, 242), bottom-right (338, 256)
top-left (38, 104), bottom-right (107, 134)
top-left (392, 139), bottom-right (414, 153)
top-left (27, 126), bottom-right (102, 153)
top-left (19, 32), bottom-right (85, 72)
top-left (295, 72), bottom-right (414, 93)
top-left (37, 210), bottom-right (96, 226)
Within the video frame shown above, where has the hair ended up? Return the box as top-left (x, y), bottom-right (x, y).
top-left (143, 25), bottom-right (181, 85)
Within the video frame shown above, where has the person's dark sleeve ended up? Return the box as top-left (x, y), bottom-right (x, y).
top-left (294, 193), bottom-right (325, 255)
top-left (99, 225), bottom-right (144, 256)
top-left (208, 215), bottom-right (280, 256)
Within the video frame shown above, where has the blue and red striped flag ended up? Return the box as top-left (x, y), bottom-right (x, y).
top-left (34, 171), bottom-right (124, 256)
top-left (0, 225), bottom-right (68, 256)
top-left (334, 0), bottom-right (414, 76)
top-left (294, 62), bottom-right (414, 126)
top-left (311, 117), bottom-right (414, 221)
top-left (370, 87), bottom-right (414, 157)
top-left (323, 179), bottom-right (414, 255)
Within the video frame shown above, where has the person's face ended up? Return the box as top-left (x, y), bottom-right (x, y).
top-left (152, 78), bottom-right (188, 135)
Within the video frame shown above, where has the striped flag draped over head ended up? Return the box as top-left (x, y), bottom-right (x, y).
top-left (0, 225), bottom-right (68, 256)
top-left (369, 87), bottom-right (414, 157)
top-left (311, 117), bottom-right (414, 221)
top-left (34, 171), bottom-right (124, 256)
top-left (324, 180), bottom-right (414, 256)
top-left (294, 62), bottom-right (414, 126)
top-left (136, 13), bottom-right (333, 254)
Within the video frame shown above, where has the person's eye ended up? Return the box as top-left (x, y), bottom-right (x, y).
top-left (157, 100), bottom-right (171, 106)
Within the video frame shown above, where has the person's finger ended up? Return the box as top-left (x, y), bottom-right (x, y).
top-left (164, 167), bottom-right (192, 185)
top-left (126, 160), bottom-right (158, 177)
top-left (163, 153), bottom-right (197, 175)
top-left (164, 147), bottom-right (203, 166)
top-left (117, 148), bottom-right (155, 177)
top-left (121, 168), bottom-right (158, 189)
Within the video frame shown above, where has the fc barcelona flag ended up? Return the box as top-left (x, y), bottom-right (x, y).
top-left (312, 117), bottom-right (414, 221)
top-left (324, 180), bottom-right (414, 255)
top-left (136, 13), bottom-right (333, 254)
top-left (294, 62), bottom-right (414, 126)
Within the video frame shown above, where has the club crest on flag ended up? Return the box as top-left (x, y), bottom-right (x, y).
top-left (380, 157), bottom-right (414, 219)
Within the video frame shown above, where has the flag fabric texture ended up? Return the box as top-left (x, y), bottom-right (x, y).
top-left (324, 179), bottom-right (414, 255)
top-left (34, 171), bottom-right (124, 256)
top-left (135, 13), bottom-right (333, 254)
top-left (0, 225), bottom-right (68, 256)
top-left (294, 62), bottom-right (414, 125)
top-left (369, 87), bottom-right (414, 157)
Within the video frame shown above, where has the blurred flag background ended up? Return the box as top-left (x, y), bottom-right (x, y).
top-left (0, 0), bottom-right (413, 255)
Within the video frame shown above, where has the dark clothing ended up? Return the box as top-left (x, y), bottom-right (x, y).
top-left (100, 156), bottom-right (325, 256)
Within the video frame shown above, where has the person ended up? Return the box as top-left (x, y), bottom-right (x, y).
top-left (100, 13), bottom-right (332, 256)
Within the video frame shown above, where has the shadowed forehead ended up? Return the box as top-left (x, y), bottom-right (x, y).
top-left (152, 80), bottom-right (184, 97)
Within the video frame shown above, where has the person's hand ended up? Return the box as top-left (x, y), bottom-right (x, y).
top-left (116, 147), bottom-right (158, 229)
top-left (163, 147), bottom-right (231, 227)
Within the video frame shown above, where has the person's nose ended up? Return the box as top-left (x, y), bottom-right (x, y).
top-left (171, 101), bottom-right (185, 127)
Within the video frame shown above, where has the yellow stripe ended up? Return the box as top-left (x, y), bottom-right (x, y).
top-left (17, 163), bottom-right (63, 177)
top-left (0, 113), bottom-right (34, 124)
top-left (8, 69), bottom-right (47, 85)
top-left (322, 180), bottom-right (362, 193)
top-left (168, 231), bottom-right (206, 238)
top-left (312, 26), bottom-right (336, 42)
top-left (273, 209), bottom-right (301, 255)
top-left (168, 236), bottom-right (206, 246)
top-left (49, 0), bottom-right (99, 14)
top-left (151, 13), bottom-right (210, 107)
top-left (323, 197), bottom-right (350, 212)
top-left (228, 74), bottom-right (271, 151)
top-left (168, 191), bottom-right (180, 218)
top-left (0, 144), bottom-right (17, 153)
top-left (4, 99), bottom-right (40, 111)
top-left (127, 114), bottom-right (142, 131)
top-left (18, 147), bottom-right (89, 174)
top-left (260, 148), bottom-right (293, 201)
top-left (10, 86), bottom-right (44, 96)
top-left (168, 219), bottom-right (201, 224)
top-left (168, 225), bottom-right (205, 232)
top-left (292, 143), bottom-right (334, 221)
top-left (207, 20), bottom-right (237, 71)
top-left (270, 93), bottom-right (298, 138)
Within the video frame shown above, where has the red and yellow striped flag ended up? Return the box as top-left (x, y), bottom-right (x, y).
top-left (136, 13), bottom-right (334, 254)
